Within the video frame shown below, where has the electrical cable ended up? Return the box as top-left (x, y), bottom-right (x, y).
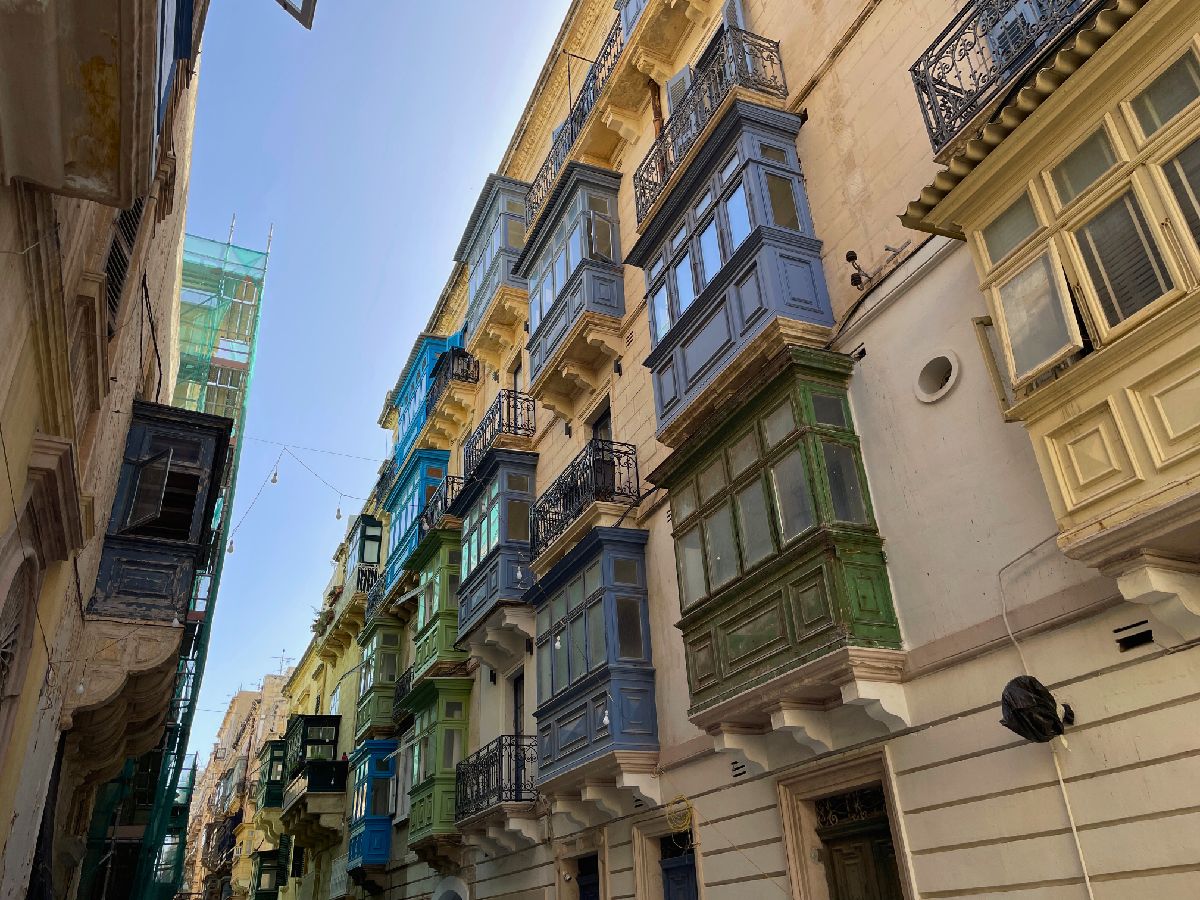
top-left (142, 274), bottom-right (163, 403)
top-left (243, 436), bottom-right (381, 463)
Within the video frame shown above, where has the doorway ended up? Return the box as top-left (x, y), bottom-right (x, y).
top-left (815, 787), bottom-right (903, 900)
top-left (577, 853), bottom-right (600, 900)
top-left (658, 831), bottom-right (698, 900)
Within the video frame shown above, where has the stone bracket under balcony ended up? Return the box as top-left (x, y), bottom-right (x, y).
top-left (460, 605), bottom-right (535, 674)
top-left (426, 383), bottom-right (479, 453)
top-left (1106, 553), bottom-right (1200, 644)
top-left (281, 783), bottom-right (346, 850)
top-left (700, 647), bottom-right (909, 776)
top-left (531, 304), bottom-right (625, 422)
top-left (540, 750), bottom-right (663, 833)
top-left (462, 809), bottom-right (543, 859)
top-left (467, 285), bottom-right (529, 372)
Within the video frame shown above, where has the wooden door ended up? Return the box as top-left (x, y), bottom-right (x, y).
top-left (823, 828), bottom-right (903, 900)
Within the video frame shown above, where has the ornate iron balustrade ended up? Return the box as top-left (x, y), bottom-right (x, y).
top-left (526, 17), bottom-right (624, 229)
top-left (371, 455), bottom-right (400, 505)
top-left (531, 439), bottom-right (639, 559)
top-left (365, 574), bottom-right (387, 622)
top-left (634, 27), bottom-right (787, 222)
top-left (463, 390), bottom-right (536, 478)
top-left (454, 734), bottom-right (538, 821)
top-left (910, 0), bottom-right (1100, 155)
top-left (426, 348), bottom-right (481, 420)
top-left (352, 562), bottom-right (378, 596)
top-left (418, 475), bottom-right (464, 540)
top-left (391, 665), bottom-right (414, 725)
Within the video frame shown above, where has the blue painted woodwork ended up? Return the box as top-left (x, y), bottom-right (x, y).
top-left (347, 740), bottom-right (398, 871)
top-left (515, 164), bottom-right (624, 388)
top-left (387, 333), bottom-right (461, 467)
top-left (626, 101), bottom-right (834, 439)
top-left (661, 853), bottom-right (699, 900)
top-left (383, 448), bottom-right (449, 577)
top-left (454, 175), bottom-right (531, 345)
top-left (451, 449), bottom-right (538, 643)
top-left (527, 528), bottom-right (657, 784)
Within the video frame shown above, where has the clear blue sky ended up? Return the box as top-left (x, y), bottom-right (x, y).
top-left (185, 0), bottom-right (571, 756)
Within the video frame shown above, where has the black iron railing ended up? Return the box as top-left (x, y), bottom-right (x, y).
top-left (634, 27), bottom-right (787, 222)
top-left (391, 665), bottom-right (414, 725)
top-left (371, 455), bottom-right (400, 505)
top-left (454, 734), bottom-right (538, 821)
top-left (365, 574), bottom-right (386, 622)
top-left (281, 760), bottom-right (348, 812)
top-left (283, 714), bottom-right (341, 782)
top-left (426, 348), bottom-right (481, 419)
top-left (531, 439), bottom-right (639, 558)
top-left (463, 391), bottom-right (536, 478)
top-left (418, 475), bottom-right (464, 540)
top-left (526, 17), bottom-right (625, 229)
top-left (351, 562), bottom-right (378, 596)
top-left (910, 0), bottom-right (1100, 155)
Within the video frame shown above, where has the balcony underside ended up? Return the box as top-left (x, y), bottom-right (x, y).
top-left (458, 602), bottom-right (534, 673)
top-left (424, 381), bottom-right (479, 451)
top-left (699, 645), bottom-right (908, 775)
top-left (531, 310), bottom-right (624, 422)
top-left (466, 284), bottom-right (528, 370)
top-left (538, 749), bottom-right (662, 830)
top-left (252, 807), bottom-right (283, 844)
top-left (280, 790), bottom-right (344, 850)
top-left (459, 802), bottom-right (543, 856)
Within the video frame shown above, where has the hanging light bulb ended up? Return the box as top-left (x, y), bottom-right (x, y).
top-left (554, 634), bottom-right (562, 651)
top-left (335, 501), bottom-right (342, 521)
top-left (227, 538), bottom-right (235, 554)
top-left (270, 467), bottom-right (279, 484)
top-left (602, 708), bottom-right (610, 727)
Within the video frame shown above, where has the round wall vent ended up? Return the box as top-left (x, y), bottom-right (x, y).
top-left (914, 351), bottom-right (959, 403)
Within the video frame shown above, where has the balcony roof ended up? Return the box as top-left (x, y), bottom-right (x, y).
top-left (901, 0), bottom-right (1147, 237)
top-left (454, 174), bottom-right (531, 263)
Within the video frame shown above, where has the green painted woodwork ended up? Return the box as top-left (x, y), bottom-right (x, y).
top-left (354, 617), bottom-right (404, 743)
top-left (408, 528), bottom-right (467, 681)
top-left (403, 677), bottom-right (472, 846)
top-left (655, 347), bottom-right (901, 715)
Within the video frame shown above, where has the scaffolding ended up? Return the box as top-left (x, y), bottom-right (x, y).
top-left (128, 231), bottom-right (269, 900)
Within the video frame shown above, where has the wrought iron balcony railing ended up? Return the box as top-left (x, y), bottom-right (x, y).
top-left (351, 562), bottom-right (378, 596)
top-left (454, 734), bottom-right (538, 821)
top-left (391, 665), bottom-right (414, 725)
top-left (463, 390), bottom-right (536, 478)
top-left (281, 760), bottom-right (348, 812)
top-left (526, 17), bottom-right (625, 229)
top-left (531, 439), bottom-right (639, 559)
top-left (426, 348), bottom-right (480, 420)
top-left (634, 27), bottom-right (787, 222)
top-left (365, 574), bottom-right (387, 622)
top-left (418, 475), bottom-right (464, 540)
top-left (371, 455), bottom-right (400, 506)
top-left (910, 0), bottom-right (1099, 155)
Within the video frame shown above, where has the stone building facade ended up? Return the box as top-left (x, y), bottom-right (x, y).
top-left (266, 1), bottom-right (1200, 899)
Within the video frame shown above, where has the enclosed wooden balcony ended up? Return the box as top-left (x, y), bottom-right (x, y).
top-left (280, 715), bottom-right (347, 850)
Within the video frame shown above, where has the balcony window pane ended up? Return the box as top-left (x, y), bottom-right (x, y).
top-left (380, 651), bottom-right (398, 683)
top-left (720, 154), bottom-right (739, 183)
top-left (675, 252), bottom-right (696, 315)
top-left (552, 627), bottom-right (568, 693)
top-left (569, 222), bottom-right (584, 271)
top-left (671, 224), bottom-right (687, 251)
top-left (1133, 53), bottom-right (1200, 137)
top-left (506, 499), bottom-right (530, 542)
top-left (441, 730), bottom-right (462, 771)
top-left (567, 576), bottom-right (583, 611)
top-left (584, 561), bottom-right (601, 596)
top-left (698, 459), bottom-right (725, 504)
top-left (1052, 130), bottom-right (1117, 204)
top-left (552, 590), bottom-right (566, 624)
top-left (649, 254), bottom-right (664, 281)
top-left (765, 173), bottom-right (800, 230)
top-left (822, 442), bottom-right (868, 523)
top-left (703, 503), bottom-right (739, 588)
top-left (614, 558), bottom-right (639, 585)
top-left (728, 431), bottom-right (758, 477)
top-left (506, 198), bottom-right (524, 215)
top-left (695, 189), bottom-right (713, 217)
top-left (726, 183), bottom-right (751, 249)
top-left (676, 528), bottom-right (706, 608)
top-left (570, 615), bottom-right (586, 680)
top-left (651, 284), bottom-right (671, 342)
top-left (698, 219), bottom-right (721, 286)
top-left (587, 601), bottom-right (606, 669)
top-left (671, 483), bottom-right (697, 522)
top-left (507, 472), bottom-right (530, 493)
top-left (736, 480), bottom-right (773, 568)
top-left (554, 249), bottom-right (567, 293)
top-left (812, 394), bottom-right (847, 428)
top-left (763, 399), bottom-right (796, 447)
top-left (1075, 192), bottom-right (1172, 326)
top-left (616, 596), bottom-right (644, 659)
top-left (983, 193), bottom-right (1038, 264)
top-left (538, 641), bottom-right (551, 701)
top-left (995, 253), bottom-right (1076, 381)
top-left (771, 448), bottom-right (816, 541)
top-left (1165, 136), bottom-right (1200, 248)
top-left (588, 193), bottom-right (611, 215)
top-left (589, 216), bottom-right (614, 262)
top-left (760, 143), bottom-right (788, 164)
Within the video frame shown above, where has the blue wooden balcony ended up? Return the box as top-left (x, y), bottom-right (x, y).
top-left (347, 740), bottom-right (398, 872)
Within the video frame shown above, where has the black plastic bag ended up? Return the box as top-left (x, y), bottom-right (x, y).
top-left (999, 675), bottom-right (1072, 743)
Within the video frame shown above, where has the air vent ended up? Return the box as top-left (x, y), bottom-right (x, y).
top-left (1113, 620), bottom-right (1153, 652)
top-left (731, 758), bottom-right (747, 780)
top-left (633, 796), bottom-right (644, 810)
top-left (625, 331), bottom-right (634, 347)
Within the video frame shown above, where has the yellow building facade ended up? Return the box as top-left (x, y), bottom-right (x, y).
top-left (271, 2), bottom-right (1200, 899)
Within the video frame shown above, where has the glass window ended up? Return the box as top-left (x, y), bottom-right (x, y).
top-left (505, 198), bottom-right (524, 215)
top-left (649, 254), bottom-right (665, 281)
top-left (538, 641), bottom-right (551, 700)
top-left (698, 219), bottom-right (721, 286)
top-left (765, 173), bottom-right (801, 230)
top-left (584, 561), bottom-right (601, 596)
top-left (671, 224), bottom-right (687, 251)
top-left (703, 504), bottom-right (739, 588)
top-left (568, 615), bottom-right (585, 681)
top-left (675, 252), bottom-right (696, 315)
top-left (736, 480), bottom-right (774, 567)
top-left (587, 601), bottom-right (606, 669)
top-left (763, 400), bottom-right (795, 446)
top-left (695, 189), bottom-right (714, 217)
top-left (651, 284), bottom-right (671, 342)
top-left (588, 193), bottom-right (611, 215)
top-left (772, 449), bottom-right (816, 541)
top-left (567, 577), bottom-right (583, 611)
top-left (507, 472), bottom-right (530, 493)
top-left (1052, 129), bottom-right (1117, 204)
top-left (441, 730), bottom-right (462, 770)
top-left (616, 596), bottom-right (644, 658)
top-left (1133, 53), bottom-right (1200, 137)
top-left (726, 183), bottom-right (751, 249)
top-left (728, 431), bottom-right (758, 477)
top-left (506, 499), bottom-right (530, 542)
top-left (698, 459), bottom-right (725, 504)
top-left (994, 253), bottom-right (1077, 381)
top-left (1164, 135), bottom-right (1200, 244)
top-left (554, 249), bottom-right (567, 292)
top-left (720, 154), bottom-right (739, 182)
top-left (676, 528), bottom-right (706, 607)
top-left (1075, 192), bottom-right (1173, 326)
top-left (552, 591), bottom-right (567, 623)
top-left (614, 558), bottom-right (639, 585)
top-left (589, 216), bottom-right (614, 261)
top-left (812, 394), bottom-right (847, 428)
top-left (672, 483), bottom-right (697, 522)
top-left (760, 143), bottom-right (788, 164)
top-left (822, 442), bottom-right (868, 523)
top-left (983, 193), bottom-right (1038, 263)
top-left (552, 628), bottom-right (568, 693)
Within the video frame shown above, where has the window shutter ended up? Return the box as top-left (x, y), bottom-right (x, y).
top-left (666, 68), bottom-right (693, 115)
